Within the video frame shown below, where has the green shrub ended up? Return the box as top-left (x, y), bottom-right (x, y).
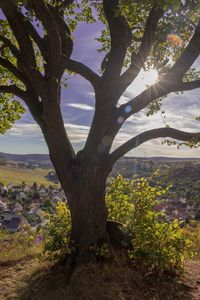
top-left (43, 176), bottom-right (192, 272)
top-left (43, 202), bottom-right (72, 260)
top-left (106, 175), bottom-right (192, 273)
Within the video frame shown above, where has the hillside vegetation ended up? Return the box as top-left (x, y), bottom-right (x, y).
top-left (0, 239), bottom-right (200, 300)
top-left (0, 175), bottom-right (200, 299)
top-left (0, 165), bottom-right (51, 186)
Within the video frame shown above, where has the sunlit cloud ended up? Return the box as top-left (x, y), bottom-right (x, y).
top-left (7, 124), bottom-right (41, 138)
top-left (66, 103), bottom-right (94, 111)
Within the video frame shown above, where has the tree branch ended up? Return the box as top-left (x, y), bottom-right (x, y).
top-left (175, 80), bottom-right (200, 91)
top-left (23, 18), bottom-right (47, 61)
top-left (0, 84), bottom-right (28, 100)
top-left (0, 36), bottom-right (20, 58)
top-left (119, 77), bottom-right (200, 122)
top-left (0, 0), bottom-right (36, 68)
top-left (120, 6), bottom-right (164, 91)
top-left (165, 20), bottom-right (200, 81)
top-left (102, 0), bottom-right (132, 79)
top-left (0, 57), bottom-right (28, 85)
top-left (117, 14), bottom-right (200, 125)
top-left (109, 127), bottom-right (200, 164)
top-left (31, 0), bottom-right (62, 76)
top-left (47, 4), bottom-right (73, 58)
top-left (63, 56), bottom-right (100, 88)
top-left (0, 1), bottom-right (47, 97)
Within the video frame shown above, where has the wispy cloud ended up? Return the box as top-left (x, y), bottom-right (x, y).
top-left (66, 103), bottom-right (94, 111)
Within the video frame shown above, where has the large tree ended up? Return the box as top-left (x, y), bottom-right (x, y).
top-left (1, 0), bottom-right (200, 260)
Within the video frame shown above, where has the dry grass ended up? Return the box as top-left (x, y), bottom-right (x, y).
top-left (0, 231), bottom-right (48, 300)
top-left (0, 258), bottom-right (199, 300)
top-left (184, 222), bottom-right (200, 259)
top-left (0, 257), bottom-right (50, 300)
top-left (0, 236), bottom-right (200, 300)
top-left (0, 231), bottom-right (42, 265)
top-left (0, 225), bottom-right (200, 299)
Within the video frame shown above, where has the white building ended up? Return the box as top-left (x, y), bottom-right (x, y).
top-left (7, 183), bottom-right (13, 190)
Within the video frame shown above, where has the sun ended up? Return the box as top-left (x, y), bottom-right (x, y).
top-left (125, 68), bottom-right (158, 97)
top-left (142, 69), bottom-right (158, 86)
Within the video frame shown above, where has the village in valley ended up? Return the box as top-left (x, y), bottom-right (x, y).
top-left (1, 154), bottom-right (200, 233)
top-left (0, 181), bottom-right (67, 233)
top-left (0, 179), bottom-right (200, 234)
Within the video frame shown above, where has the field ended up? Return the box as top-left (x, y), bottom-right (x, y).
top-left (0, 165), bottom-right (51, 186)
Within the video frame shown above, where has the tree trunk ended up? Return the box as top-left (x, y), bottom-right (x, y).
top-left (38, 101), bottom-right (112, 262)
top-left (68, 164), bottom-right (109, 262)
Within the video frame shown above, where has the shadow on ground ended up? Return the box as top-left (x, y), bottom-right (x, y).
top-left (18, 261), bottom-right (197, 300)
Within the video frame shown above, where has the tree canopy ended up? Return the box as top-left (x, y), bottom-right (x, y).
top-left (0, 0), bottom-right (200, 154)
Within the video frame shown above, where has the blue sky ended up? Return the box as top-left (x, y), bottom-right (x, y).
top-left (0, 21), bottom-right (200, 157)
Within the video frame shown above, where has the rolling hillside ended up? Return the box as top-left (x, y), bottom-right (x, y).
top-left (0, 165), bottom-right (51, 186)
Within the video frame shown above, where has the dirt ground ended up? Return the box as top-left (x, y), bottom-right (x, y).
top-left (0, 257), bottom-right (200, 300)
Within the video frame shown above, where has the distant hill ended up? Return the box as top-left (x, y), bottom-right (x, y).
top-left (0, 152), bottom-right (199, 164)
top-left (112, 157), bottom-right (200, 177)
top-left (0, 152), bottom-right (50, 163)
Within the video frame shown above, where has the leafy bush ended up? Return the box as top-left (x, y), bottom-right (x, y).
top-left (43, 176), bottom-right (192, 272)
top-left (43, 201), bottom-right (72, 260)
top-left (106, 175), bottom-right (134, 227)
top-left (106, 175), bottom-right (192, 273)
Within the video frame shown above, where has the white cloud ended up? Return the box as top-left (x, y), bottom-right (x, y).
top-left (7, 124), bottom-right (41, 138)
top-left (66, 103), bottom-right (94, 111)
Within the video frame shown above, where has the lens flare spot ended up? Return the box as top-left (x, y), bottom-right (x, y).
top-left (167, 34), bottom-right (183, 46)
top-left (124, 105), bottom-right (132, 114)
top-left (117, 116), bottom-right (124, 124)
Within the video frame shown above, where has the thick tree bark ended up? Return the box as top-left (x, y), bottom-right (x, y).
top-left (40, 105), bottom-right (110, 259)
top-left (68, 165), bottom-right (109, 260)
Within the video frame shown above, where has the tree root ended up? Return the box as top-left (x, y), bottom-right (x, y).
top-left (59, 220), bottom-right (132, 280)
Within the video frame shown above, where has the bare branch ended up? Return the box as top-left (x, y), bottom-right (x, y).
top-left (63, 56), bottom-right (100, 88)
top-left (120, 6), bottom-right (164, 91)
top-left (102, 0), bottom-right (132, 79)
top-left (110, 127), bottom-right (200, 164)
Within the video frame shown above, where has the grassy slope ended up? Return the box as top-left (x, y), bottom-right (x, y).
top-left (0, 165), bottom-right (51, 186)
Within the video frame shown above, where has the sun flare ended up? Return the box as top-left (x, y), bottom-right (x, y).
top-left (124, 68), bottom-right (159, 100)
top-left (142, 69), bottom-right (158, 86)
